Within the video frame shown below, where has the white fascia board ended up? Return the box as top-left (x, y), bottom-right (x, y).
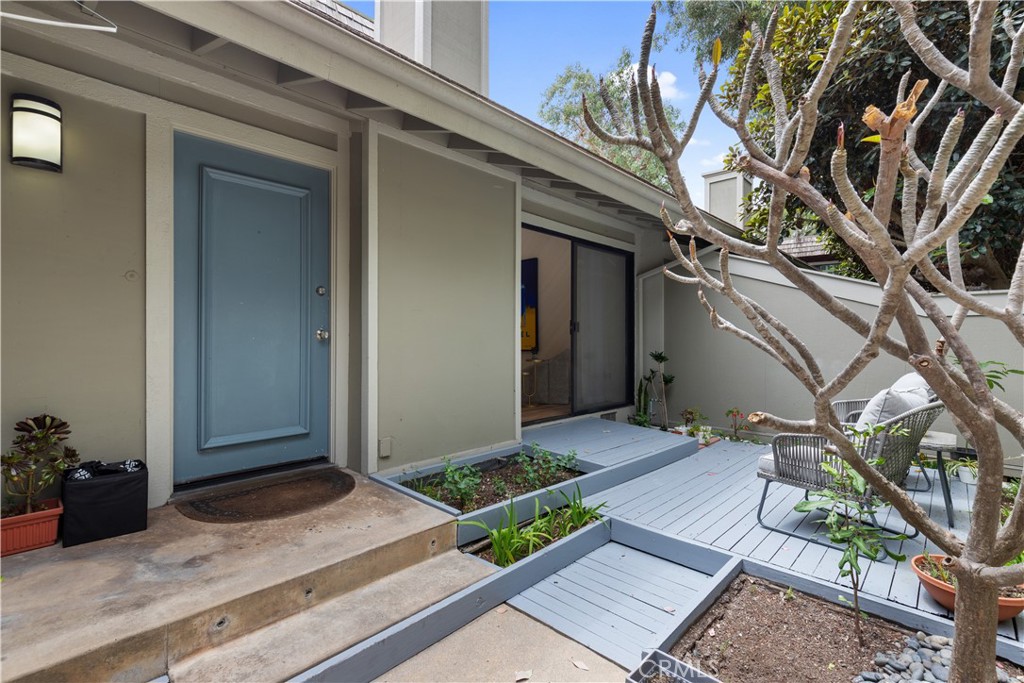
top-left (141, 0), bottom-right (676, 222)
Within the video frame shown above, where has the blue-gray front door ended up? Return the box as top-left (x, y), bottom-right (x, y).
top-left (173, 132), bottom-right (330, 483)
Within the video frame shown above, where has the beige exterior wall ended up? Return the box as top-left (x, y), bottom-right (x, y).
top-left (376, 136), bottom-right (516, 468)
top-left (1, 82), bottom-right (146, 464)
top-left (660, 255), bottom-right (1023, 465)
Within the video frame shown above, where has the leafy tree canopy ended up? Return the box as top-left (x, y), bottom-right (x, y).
top-left (721, 1), bottom-right (1024, 289)
top-left (655, 0), bottom-right (789, 64)
top-left (539, 48), bottom-right (683, 189)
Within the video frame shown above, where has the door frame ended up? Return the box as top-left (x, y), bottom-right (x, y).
top-left (6, 52), bottom-right (350, 507)
top-left (171, 132), bottom-right (334, 483)
top-left (571, 238), bottom-right (635, 415)
top-left (520, 223), bottom-right (635, 423)
top-left (149, 117), bottom-right (347, 504)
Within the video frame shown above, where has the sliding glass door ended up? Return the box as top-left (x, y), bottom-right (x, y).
top-left (572, 242), bottom-right (632, 413)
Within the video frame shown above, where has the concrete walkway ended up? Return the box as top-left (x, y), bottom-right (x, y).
top-left (377, 605), bottom-right (626, 682)
top-left (0, 469), bottom-right (469, 682)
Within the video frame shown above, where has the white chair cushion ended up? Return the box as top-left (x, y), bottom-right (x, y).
top-left (890, 372), bottom-right (936, 403)
top-left (854, 373), bottom-right (932, 432)
top-left (757, 453), bottom-right (776, 475)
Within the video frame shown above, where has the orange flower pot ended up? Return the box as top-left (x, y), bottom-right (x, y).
top-left (1, 498), bottom-right (62, 557)
top-left (911, 554), bottom-right (1024, 622)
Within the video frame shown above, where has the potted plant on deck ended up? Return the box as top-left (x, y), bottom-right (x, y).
top-left (911, 554), bottom-right (1024, 621)
top-left (1, 414), bottom-right (80, 556)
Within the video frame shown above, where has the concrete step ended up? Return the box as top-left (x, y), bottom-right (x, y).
top-left (170, 550), bottom-right (496, 682)
top-left (1, 472), bottom-right (461, 682)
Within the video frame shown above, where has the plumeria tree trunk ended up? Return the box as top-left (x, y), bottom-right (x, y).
top-left (583, 3), bottom-right (1024, 682)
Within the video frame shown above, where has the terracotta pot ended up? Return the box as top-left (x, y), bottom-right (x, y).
top-left (1, 498), bottom-right (62, 557)
top-left (911, 554), bottom-right (1024, 622)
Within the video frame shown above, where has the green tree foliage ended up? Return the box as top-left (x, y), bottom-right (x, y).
top-left (539, 48), bottom-right (682, 189)
top-left (655, 0), bottom-right (787, 64)
top-left (723, 1), bottom-right (1024, 289)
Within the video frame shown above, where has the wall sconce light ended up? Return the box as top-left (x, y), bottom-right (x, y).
top-left (10, 94), bottom-right (62, 172)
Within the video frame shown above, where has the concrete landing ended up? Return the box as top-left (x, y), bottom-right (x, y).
top-left (377, 605), bottom-right (627, 683)
top-left (171, 550), bottom-right (495, 682)
top-left (0, 470), bottom-right (457, 682)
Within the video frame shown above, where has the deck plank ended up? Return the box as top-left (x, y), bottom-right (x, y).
top-left (583, 439), bottom-right (1020, 649)
top-left (509, 540), bottom-right (715, 669)
top-left (512, 433), bottom-right (1019, 651)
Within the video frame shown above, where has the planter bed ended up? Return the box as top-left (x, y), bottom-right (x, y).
top-left (740, 558), bottom-right (1024, 665)
top-left (294, 519), bottom-right (739, 682)
top-left (372, 439), bottom-right (698, 545)
top-left (398, 452), bottom-right (583, 514)
top-left (293, 517), bottom-right (1023, 683)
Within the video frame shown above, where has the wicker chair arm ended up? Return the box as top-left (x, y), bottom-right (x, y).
top-left (770, 433), bottom-right (838, 490)
top-left (832, 398), bottom-right (871, 425)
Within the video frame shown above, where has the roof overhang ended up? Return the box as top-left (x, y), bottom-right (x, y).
top-left (2, 0), bottom-right (740, 239)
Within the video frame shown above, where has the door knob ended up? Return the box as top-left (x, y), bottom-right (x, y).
top-left (315, 328), bottom-right (330, 341)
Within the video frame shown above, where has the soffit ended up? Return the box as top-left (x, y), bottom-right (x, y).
top-left (2, 0), bottom-right (736, 238)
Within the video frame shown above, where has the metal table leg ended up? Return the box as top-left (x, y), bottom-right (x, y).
top-left (934, 448), bottom-right (955, 528)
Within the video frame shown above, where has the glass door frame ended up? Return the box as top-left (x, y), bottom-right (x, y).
top-left (521, 223), bottom-right (634, 423)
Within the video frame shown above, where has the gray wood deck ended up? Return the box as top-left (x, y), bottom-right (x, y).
top-left (583, 439), bottom-right (1023, 646)
top-left (523, 418), bottom-right (695, 472)
top-left (509, 542), bottom-right (714, 668)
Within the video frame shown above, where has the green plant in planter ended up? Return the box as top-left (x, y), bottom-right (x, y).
top-left (633, 375), bottom-right (652, 427)
top-left (649, 351), bottom-right (674, 430)
top-left (439, 457), bottom-right (481, 510)
top-left (795, 457), bottom-right (905, 647)
top-left (555, 484), bottom-right (607, 530)
top-left (1, 414), bottom-right (80, 516)
top-left (945, 457), bottom-right (979, 482)
top-left (680, 406), bottom-right (707, 436)
top-left (725, 407), bottom-right (750, 440)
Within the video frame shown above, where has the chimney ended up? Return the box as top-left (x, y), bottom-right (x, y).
top-left (376, 0), bottom-right (489, 96)
top-left (702, 169), bottom-right (752, 228)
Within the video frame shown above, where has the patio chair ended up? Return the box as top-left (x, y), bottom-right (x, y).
top-left (831, 397), bottom-right (933, 493)
top-left (756, 378), bottom-right (945, 548)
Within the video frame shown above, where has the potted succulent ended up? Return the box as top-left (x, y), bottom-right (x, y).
top-left (1, 414), bottom-right (80, 556)
top-left (910, 554), bottom-right (1024, 621)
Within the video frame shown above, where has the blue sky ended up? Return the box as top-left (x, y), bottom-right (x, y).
top-left (488, 1), bottom-right (738, 205)
top-left (349, 1), bottom-right (738, 206)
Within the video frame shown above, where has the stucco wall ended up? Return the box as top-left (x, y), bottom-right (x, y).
top-left (520, 228), bottom-right (570, 361)
top-left (660, 255), bottom-right (1023, 462)
top-left (376, 137), bottom-right (516, 467)
top-left (1, 82), bottom-right (146, 465)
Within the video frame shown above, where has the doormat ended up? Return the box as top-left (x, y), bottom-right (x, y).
top-left (175, 468), bottom-right (356, 523)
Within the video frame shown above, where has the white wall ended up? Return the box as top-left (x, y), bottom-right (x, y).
top-left (376, 136), bottom-right (517, 468)
top-left (660, 254), bottom-right (1024, 466)
top-left (520, 228), bottom-right (571, 361)
top-left (377, 0), bottom-right (488, 95)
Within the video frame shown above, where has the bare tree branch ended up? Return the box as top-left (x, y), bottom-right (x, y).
top-left (890, 0), bottom-right (1021, 117)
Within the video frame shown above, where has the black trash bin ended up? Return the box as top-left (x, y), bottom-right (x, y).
top-left (62, 460), bottom-right (148, 547)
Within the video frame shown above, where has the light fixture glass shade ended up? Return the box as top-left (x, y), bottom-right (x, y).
top-left (11, 94), bottom-right (62, 172)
